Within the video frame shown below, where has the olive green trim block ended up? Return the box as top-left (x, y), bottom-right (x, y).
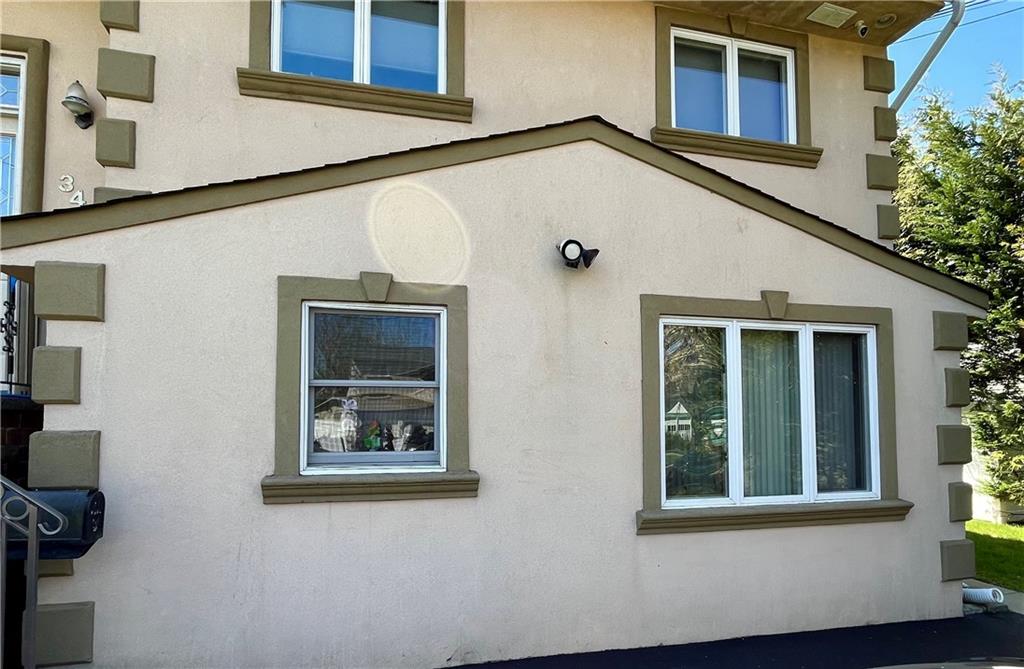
top-left (97, 48), bottom-right (155, 102)
top-left (864, 56), bottom-right (896, 93)
top-left (31, 347), bottom-right (81, 405)
top-left (34, 261), bottom-right (105, 322)
top-left (0, 118), bottom-right (989, 309)
top-left (95, 118), bottom-right (136, 168)
top-left (639, 294), bottom-right (900, 520)
top-left (937, 425), bottom-right (972, 464)
top-left (761, 290), bottom-right (789, 319)
top-left (262, 471), bottom-right (480, 503)
top-left (28, 431), bottom-right (101, 489)
top-left (35, 601), bottom-right (94, 666)
top-left (100, 0), bottom-right (140, 31)
top-left (874, 106), bottom-right (899, 141)
top-left (0, 35), bottom-right (48, 213)
top-left (948, 482), bottom-right (973, 522)
top-left (945, 368), bottom-right (971, 407)
top-left (237, 68), bottom-right (473, 123)
top-left (94, 186), bottom-right (150, 204)
top-left (637, 499), bottom-right (913, 534)
top-left (265, 274), bottom-right (476, 503)
top-left (939, 539), bottom-right (975, 581)
top-left (650, 126), bottom-right (823, 168)
top-left (933, 311), bottom-right (969, 351)
top-left (247, 0), bottom-right (464, 97)
top-left (39, 560), bottom-right (74, 578)
top-left (877, 204), bottom-right (901, 240)
top-left (866, 154), bottom-right (899, 190)
top-left (655, 6), bottom-right (813, 146)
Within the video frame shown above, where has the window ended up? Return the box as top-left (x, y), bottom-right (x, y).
top-left (0, 53), bottom-right (26, 216)
top-left (272, 0), bottom-right (447, 95)
top-left (660, 317), bottom-right (879, 509)
top-left (671, 29), bottom-right (796, 144)
top-left (301, 301), bottom-right (447, 473)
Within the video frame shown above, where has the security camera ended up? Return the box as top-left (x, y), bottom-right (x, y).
top-left (556, 238), bottom-right (599, 269)
top-left (855, 20), bottom-right (869, 39)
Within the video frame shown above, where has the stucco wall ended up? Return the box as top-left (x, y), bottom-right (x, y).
top-left (1, 0), bottom-right (108, 212)
top-left (4, 141), bottom-right (979, 668)
top-left (97, 0), bottom-right (891, 240)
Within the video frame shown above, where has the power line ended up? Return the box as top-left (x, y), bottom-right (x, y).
top-left (895, 5), bottom-right (1024, 43)
top-left (923, 0), bottom-right (1002, 21)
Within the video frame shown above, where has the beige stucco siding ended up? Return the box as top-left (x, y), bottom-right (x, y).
top-left (2, 1), bottom-right (108, 212)
top-left (94, 1), bottom-right (891, 240)
top-left (3, 141), bottom-right (979, 667)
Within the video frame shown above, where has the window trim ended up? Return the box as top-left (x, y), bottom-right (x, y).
top-left (241, 0), bottom-right (472, 123)
top-left (652, 7), bottom-right (821, 168)
top-left (299, 300), bottom-right (448, 475)
top-left (657, 316), bottom-right (882, 511)
top-left (669, 28), bottom-right (797, 145)
top-left (261, 273), bottom-right (478, 504)
top-left (0, 34), bottom-right (48, 213)
top-left (637, 293), bottom-right (911, 534)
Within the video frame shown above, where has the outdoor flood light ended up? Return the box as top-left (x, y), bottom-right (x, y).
top-left (557, 238), bottom-right (600, 269)
top-left (61, 80), bottom-right (94, 129)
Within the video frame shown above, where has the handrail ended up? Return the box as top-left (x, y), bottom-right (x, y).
top-left (0, 476), bottom-right (68, 536)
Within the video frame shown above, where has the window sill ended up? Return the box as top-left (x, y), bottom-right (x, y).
top-left (650, 126), bottom-right (823, 168)
top-left (635, 498), bottom-right (913, 534)
top-left (236, 68), bottom-right (474, 123)
top-left (260, 470), bottom-right (480, 504)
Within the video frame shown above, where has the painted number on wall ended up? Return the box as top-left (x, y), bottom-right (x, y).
top-left (58, 174), bottom-right (87, 207)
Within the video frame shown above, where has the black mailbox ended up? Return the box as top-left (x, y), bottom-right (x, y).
top-left (4, 489), bottom-right (105, 560)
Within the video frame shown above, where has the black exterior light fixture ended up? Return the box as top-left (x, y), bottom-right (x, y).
top-left (557, 238), bottom-right (599, 269)
top-left (61, 80), bottom-right (94, 129)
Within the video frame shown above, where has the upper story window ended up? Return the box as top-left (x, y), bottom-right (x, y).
top-left (660, 317), bottom-right (879, 509)
top-left (302, 301), bottom-right (447, 473)
top-left (272, 0), bottom-right (446, 94)
top-left (671, 29), bottom-right (796, 144)
top-left (0, 53), bottom-right (26, 216)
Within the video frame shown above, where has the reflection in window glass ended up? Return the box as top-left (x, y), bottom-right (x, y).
top-left (738, 49), bottom-right (788, 142)
top-left (281, 0), bottom-right (356, 81)
top-left (0, 73), bottom-right (20, 106)
top-left (370, 1), bottom-right (439, 92)
top-left (663, 324), bottom-right (728, 500)
top-left (0, 56), bottom-right (24, 217)
top-left (814, 332), bottom-right (870, 492)
top-left (312, 311), bottom-right (436, 381)
top-left (673, 38), bottom-right (727, 134)
top-left (741, 329), bottom-right (802, 497)
top-left (311, 386), bottom-right (436, 453)
top-left (0, 135), bottom-right (15, 218)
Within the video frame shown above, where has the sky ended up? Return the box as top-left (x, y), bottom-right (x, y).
top-left (888, 0), bottom-right (1024, 116)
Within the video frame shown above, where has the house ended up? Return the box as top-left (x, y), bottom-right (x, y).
top-left (0, 1), bottom-right (988, 666)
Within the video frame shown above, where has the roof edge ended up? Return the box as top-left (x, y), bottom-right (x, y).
top-left (0, 116), bottom-right (988, 309)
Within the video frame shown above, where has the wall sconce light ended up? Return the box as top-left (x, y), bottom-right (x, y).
top-left (557, 238), bottom-right (599, 269)
top-left (61, 81), bottom-right (94, 129)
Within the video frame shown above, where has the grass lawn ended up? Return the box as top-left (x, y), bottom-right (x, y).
top-left (966, 519), bottom-right (1024, 592)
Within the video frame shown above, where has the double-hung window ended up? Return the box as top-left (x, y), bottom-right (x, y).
top-left (659, 318), bottom-right (879, 509)
top-left (301, 301), bottom-right (447, 473)
top-left (0, 53), bottom-right (26, 217)
top-left (671, 28), bottom-right (796, 144)
top-left (272, 0), bottom-right (447, 94)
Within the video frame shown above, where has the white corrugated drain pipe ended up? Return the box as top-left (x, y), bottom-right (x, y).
top-left (962, 584), bottom-right (1006, 605)
top-left (891, 0), bottom-right (966, 111)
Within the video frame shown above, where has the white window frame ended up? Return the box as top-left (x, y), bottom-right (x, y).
top-left (1, 52), bottom-right (27, 216)
top-left (271, 0), bottom-right (448, 95)
top-left (658, 317), bottom-right (880, 510)
top-left (669, 27), bottom-right (797, 144)
top-left (299, 300), bottom-right (448, 476)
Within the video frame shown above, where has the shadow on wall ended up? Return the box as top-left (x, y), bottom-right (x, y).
top-left (369, 183), bottom-right (470, 285)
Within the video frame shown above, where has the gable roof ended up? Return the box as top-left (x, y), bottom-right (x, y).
top-left (0, 116), bottom-right (988, 308)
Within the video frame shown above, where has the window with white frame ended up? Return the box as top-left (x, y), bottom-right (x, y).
top-left (0, 53), bottom-right (26, 217)
top-left (301, 301), bottom-right (447, 473)
top-left (660, 318), bottom-right (879, 509)
top-left (671, 28), bottom-right (796, 144)
top-left (272, 0), bottom-right (447, 94)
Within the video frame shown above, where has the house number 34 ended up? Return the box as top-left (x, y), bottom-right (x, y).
top-left (58, 174), bottom-right (86, 206)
